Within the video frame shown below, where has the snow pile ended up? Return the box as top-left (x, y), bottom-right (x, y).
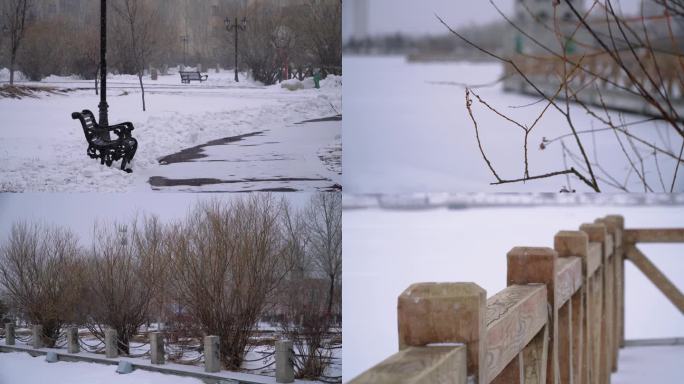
top-left (0, 68), bottom-right (26, 82)
top-left (281, 78), bottom-right (316, 91)
top-left (320, 75), bottom-right (342, 89)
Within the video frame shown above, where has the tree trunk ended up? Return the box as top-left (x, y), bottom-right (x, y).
top-left (138, 73), bottom-right (146, 111)
top-left (9, 54), bottom-right (16, 86)
top-left (327, 274), bottom-right (335, 317)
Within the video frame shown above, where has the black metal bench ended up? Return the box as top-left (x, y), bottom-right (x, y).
top-left (179, 71), bottom-right (208, 84)
top-left (71, 109), bottom-right (138, 173)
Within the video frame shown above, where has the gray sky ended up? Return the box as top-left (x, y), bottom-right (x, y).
top-left (342, 0), bottom-right (644, 39)
top-left (0, 193), bottom-right (312, 246)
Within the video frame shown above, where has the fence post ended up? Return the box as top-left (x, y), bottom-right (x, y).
top-left (555, 230), bottom-right (590, 384)
top-left (67, 327), bottom-right (79, 353)
top-left (276, 340), bottom-right (295, 383)
top-left (105, 329), bottom-right (118, 358)
top-left (32, 325), bottom-right (43, 349)
top-left (397, 282), bottom-right (486, 384)
top-left (580, 222), bottom-right (610, 384)
top-left (604, 215), bottom-right (625, 363)
top-left (204, 335), bottom-right (220, 373)
top-left (150, 332), bottom-right (165, 365)
top-left (5, 322), bottom-right (15, 345)
top-left (507, 247), bottom-right (560, 384)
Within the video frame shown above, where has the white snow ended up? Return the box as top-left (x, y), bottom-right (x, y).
top-left (0, 69), bottom-right (341, 192)
top-left (342, 56), bottom-right (684, 193)
top-left (0, 351), bottom-right (204, 384)
top-left (342, 205), bottom-right (684, 381)
top-left (611, 345), bottom-right (684, 384)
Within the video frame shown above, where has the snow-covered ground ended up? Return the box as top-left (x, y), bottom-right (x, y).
top-left (0, 351), bottom-right (203, 384)
top-left (342, 55), bottom-right (684, 193)
top-left (342, 205), bottom-right (684, 381)
top-left (0, 68), bottom-right (341, 192)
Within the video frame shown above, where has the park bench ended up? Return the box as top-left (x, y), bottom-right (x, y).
top-left (71, 109), bottom-right (138, 173)
top-left (179, 71), bottom-right (208, 84)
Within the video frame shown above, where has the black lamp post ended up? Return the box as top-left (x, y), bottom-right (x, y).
top-left (225, 17), bottom-right (246, 83)
top-left (98, 0), bottom-right (109, 133)
top-left (180, 34), bottom-right (189, 69)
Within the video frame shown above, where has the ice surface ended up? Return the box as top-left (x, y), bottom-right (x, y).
top-left (342, 205), bottom-right (684, 381)
top-left (342, 56), bottom-right (684, 193)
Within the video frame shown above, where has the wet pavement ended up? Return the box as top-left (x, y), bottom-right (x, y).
top-left (147, 116), bottom-right (342, 192)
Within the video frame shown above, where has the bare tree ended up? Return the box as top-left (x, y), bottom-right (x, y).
top-left (300, 0), bottom-right (342, 72)
top-left (168, 195), bottom-right (295, 370)
top-left (84, 216), bottom-right (164, 355)
top-left (1, 0), bottom-right (31, 85)
top-left (0, 222), bottom-right (84, 347)
top-left (441, 0), bottom-right (684, 192)
top-left (242, 2), bottom-right (285, 85)
top-left (305, 193), bottom-right (342, 317)
top-left (275, 193), bottom-right (341, 380)
top-left (278, 278), bottom-right (335, 379)
top-left (112, 0), bottom-right (161, 111)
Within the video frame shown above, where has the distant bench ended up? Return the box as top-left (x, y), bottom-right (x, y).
top-left (180, 71), bottom-right (208, 84)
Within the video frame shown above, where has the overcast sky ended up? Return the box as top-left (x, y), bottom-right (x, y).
top-left (342, 0), bottom-right (644, 39)
top-left (0, 193), bottom-right (312, 247)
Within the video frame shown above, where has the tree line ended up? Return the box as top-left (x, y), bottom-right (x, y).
top-left (0, 0), bottom-right (341, 86)
top-left (0, 193), bottom-right (341, 379)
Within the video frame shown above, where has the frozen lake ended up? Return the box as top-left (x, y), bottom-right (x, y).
top-left (342, 56), bottom-right (684, 193)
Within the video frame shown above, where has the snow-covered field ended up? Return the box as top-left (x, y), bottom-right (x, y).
top-left (0, 352), bottom-right (203, 384)
top-left (342, 205), bottom-right (684, 381)
top-left (342, 55), bottom-right (684, 193)
top-left (0, 68), bottom-right (341, 192)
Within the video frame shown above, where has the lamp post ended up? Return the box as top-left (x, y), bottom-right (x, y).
top-left (225, 17), bottom-right (246, 83)
top-left (180, 34), bottom-right (189, 69)
top-left (98, 0), bottom-right (109, 133)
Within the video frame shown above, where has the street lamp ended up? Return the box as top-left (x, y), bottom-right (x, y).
top-left (225, 16), bottom-right (247, 83)
top-left (98, 0), bottom-right (109, 134)
top-left (180, 34), bottom-right (189, 69)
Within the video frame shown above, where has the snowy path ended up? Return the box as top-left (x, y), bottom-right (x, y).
top-left (147, 118), bottom-right (341, 192)
top-left (342, 205), bottom-right (684, 380)
top-left (0, 70), bottom-right (341, 192)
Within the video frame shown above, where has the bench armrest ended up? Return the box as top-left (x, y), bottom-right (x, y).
top-left (108, 122), bottom-right (135, 139)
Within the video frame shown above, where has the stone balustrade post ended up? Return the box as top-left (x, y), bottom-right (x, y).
top-left (150, 332), bottom-right (165, 365)
top-left (67, 327), bottom-right (80, 353)
top-left (5, 322), bottom-right (15, 345)
top-left (32, 325), bottom-right (43, 349)
top-left (276, 340), bottom-right (295, 383)
top-left (105, 328), bottom-right (118, 358)
top-left (204, 335), bottom-right (220, 373)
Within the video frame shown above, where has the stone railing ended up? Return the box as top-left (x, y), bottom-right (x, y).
top-left (1, 324), bottom-right (296, 384)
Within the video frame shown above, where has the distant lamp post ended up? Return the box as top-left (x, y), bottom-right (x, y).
top-left (98, 0), bottom-right (109, 133)
top-left (180, 34), bottom-right (189, 69)
top-left (225, 17), bottom-right (247, 82)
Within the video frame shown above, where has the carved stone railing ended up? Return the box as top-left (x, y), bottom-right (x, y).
top-left (350, 215), bottom-right (639, 384)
